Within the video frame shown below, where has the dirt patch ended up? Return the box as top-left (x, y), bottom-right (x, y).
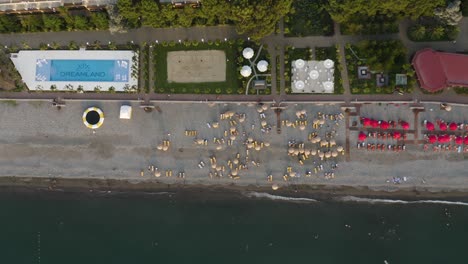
top-left (167, 50), bottom-right (226, 83)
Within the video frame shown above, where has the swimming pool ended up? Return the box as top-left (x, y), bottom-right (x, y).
top-left (35, 59), bottom-right (129, 82)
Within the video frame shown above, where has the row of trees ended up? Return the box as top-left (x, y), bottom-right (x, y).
top-left (0, 8), bottom-right (108, 33)
top-left (117, 0), bottom-right (292, 40)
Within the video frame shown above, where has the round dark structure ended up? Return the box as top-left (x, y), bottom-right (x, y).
top-left (85, 110), bottom-right (100, 125)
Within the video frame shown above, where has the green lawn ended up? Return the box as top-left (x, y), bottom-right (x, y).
top-left (153, 40), bottom-right (270, 95)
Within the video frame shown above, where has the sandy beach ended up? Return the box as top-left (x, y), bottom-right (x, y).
top-left (0, 100), bottom-right (466, 197)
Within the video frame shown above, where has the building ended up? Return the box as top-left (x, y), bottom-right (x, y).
top-left (0, 0), bottom-right (116, 14)
top-left (10, 49), bottom-right (138, 92)
top-left (412, 48), bottom-right (468, 92)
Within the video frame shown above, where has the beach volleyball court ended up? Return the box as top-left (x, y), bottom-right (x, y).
top-left (167, 50), bottom-right (226, 83)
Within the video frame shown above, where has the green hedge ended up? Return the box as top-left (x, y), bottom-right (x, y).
top-left (408, 19), bottom-right (459, 41)
top-left (340, 15), bottom-right (399, 35)
top-left (0, 8), bottom-right (108, 33)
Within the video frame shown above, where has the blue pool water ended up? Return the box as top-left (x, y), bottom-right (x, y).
top-left (35, 59), bottom-right (129, 82)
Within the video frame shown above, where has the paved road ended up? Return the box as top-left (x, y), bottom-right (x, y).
top-left (0, 17), bottom-right (467, 105)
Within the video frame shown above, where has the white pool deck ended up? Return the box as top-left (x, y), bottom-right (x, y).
top-left (10, 49), bottom-right (138, 92)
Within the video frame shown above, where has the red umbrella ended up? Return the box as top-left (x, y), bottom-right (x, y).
top-left (428, 135), bottom-right (437, 143)
top-left (449, 122), bottom-right (458, 131)
top-left (455, 136), bottom-right (463, 145)
top-left (439, 122), bottom-right (447, 131)
top-left (401, 121), bottom-right (410, 130)
top-left (362, 117), bottom-right (371, 127)
top-left (426, 122), bottom-right (435, 131)
top-left (358, 132), bottom-right (367, 141)
top-left (393, 131), bottom-right (401, 140)
top-left (438, 135), bottom-right (450, 143)
top-left (464, 136), bottom-right (468, 145)
top-left (380, 121), bottom-right (389, 130)
top-left (371, 120), bottom-right (379, 128)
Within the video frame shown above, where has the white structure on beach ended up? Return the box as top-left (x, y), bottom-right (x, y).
top-left (291, 59), bottom-right (335, 93)
top-left (10, 49), bottom-right (138, 92)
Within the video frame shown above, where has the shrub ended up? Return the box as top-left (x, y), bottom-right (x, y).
top-left (226, 88), bottom-right (233, 94)
top-left (215, 88), bottom-right (222, 94)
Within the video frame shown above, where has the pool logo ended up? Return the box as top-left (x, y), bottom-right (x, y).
top-left (76, 63), bottom-right (91, 71)
top-left (59, 62), bottom-right (106, 78)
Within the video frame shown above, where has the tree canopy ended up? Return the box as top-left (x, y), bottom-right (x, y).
top-left (116, 0), bottom-right (293, 40)
top-left (327, 0), bottom-right (445, 23)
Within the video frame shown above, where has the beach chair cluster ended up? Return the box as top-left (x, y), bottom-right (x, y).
top-left (357, 142), bottom-right (406, 152)
top-left (423, 134), bottom-right (468, 153)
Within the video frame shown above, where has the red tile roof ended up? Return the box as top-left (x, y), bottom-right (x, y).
top-left (412, 48), bottom-right (468, 92)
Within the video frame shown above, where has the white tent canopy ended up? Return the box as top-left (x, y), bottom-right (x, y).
top-left (294, 59), bottom-right (305, 69)
top-left (309, 70), bottom-right (319, 80)
top-left (323, 81), bottom-right (334, 91)
top-left (257, 60), bottom-right (268, 72)
top-left (240, 65), bottom-right (252, 77)
top-left (323, 59), bottom-right (334, 69)
top-left (295, 80), bottom-right (305, 90)
top-left (120, 105), bottom-right (132, 119)
top-left (242, 47), bottom-right (254, 59)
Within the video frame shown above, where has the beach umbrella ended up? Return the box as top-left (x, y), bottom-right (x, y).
top-left (331, 151), bottom-right (338, 157)
top-left (257, 106), bottom-right (263, 113)
top-left (309, 70), bottom-right (319, 80)
top-left (261, 120), bottom-right (267, 127)
top-left (310, 149), bottom-right (317, 155)
top-left (439, 122), bottom-right (447, 131)
top-left (288, 147), bottom-right (295, 154)
top-left (325, 152), bottom-right (331, 158)
top-left (300, 109), bottom-right (306, 115)
top-left (428, 135), bottom-right (437, 143)
top-left (231, 170), bottom-right (238, 176)
top-left (465, 136), bottom-right (468, 145)
top-left (315, 136), bottom-right (321, 142)
top-left (295, 80), bottom-right (305, 90)
top-left (230, 135), bottom-right (236, 140)
top-left (362, 117), bottom-right (371, 127)
top-left (255, 145), bottom-right (261, 151)
top-left (233, 159), bottom-right (239, 165)
top-left (257, 60), bottom-right (269, 72)
top-left (264, 142), bottom-right (270, 147)
top-left (449, 122), bottom-right (458, 131)
top-left (240, 65), bottom-right (252, 77)
top-left (401, 121), bottom-right (410, 130)
top-left (455, 136), bottom-right (463, 145)
top-left (371, 119), bottom-right (379, 128)
top-left (323, 59), bottom-right (334, 69)
top-left (294, 59), bottom-right (305, 69)
top-left (156, 145), bottom-right (163, 150)
top-left (426, 122), bottom-right (435, 131)
top-left (380, 121), bottom-right (389, 130)
top-left (242, 47), bottom-right (254, 59)
top-left (154, 171), bottom-right (161, 177)
top-left (393, 131), bottom-right (401, 140)
top-left (358, 132), bottom-right (367, 141)
top-left (262, 104), bottom-right (268, 111)
top-left (299, 124), bottom-right (306, 130)
top-left (330, 139), bottom-right (336, 146)
top-left (272, 184), bottom-right (279, 191)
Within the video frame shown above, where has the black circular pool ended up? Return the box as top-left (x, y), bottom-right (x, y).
top-left (85, 110), bottom-right (100, 125)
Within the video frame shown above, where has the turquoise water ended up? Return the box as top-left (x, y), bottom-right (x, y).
top-left (1, 191), bottom-right (468, 264)
top-left (36, 59), bottom-right (129, 82)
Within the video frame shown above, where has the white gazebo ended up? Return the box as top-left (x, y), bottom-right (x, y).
top-left (242, 47), bottom-right (254, 59)
top-left (119, 105), bottom-right (132, 119)
top-left (294, 59), bottom-right (305, 69)
top-left (256, 60), bottom-right (268, 72)
top-left (309, 70), bottom-right (319, 80)
top-left (240, 65), bottom-right (252, 77)
top-left (323, 59), bottom-right (334, 69)
top-left (295, 80), bottom-right (305, 90)
top-left (323, 81), bottom-right (334, 92)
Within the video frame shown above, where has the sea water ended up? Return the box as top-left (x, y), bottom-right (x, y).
top-left (0, 190), bottom-right (467, 264)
